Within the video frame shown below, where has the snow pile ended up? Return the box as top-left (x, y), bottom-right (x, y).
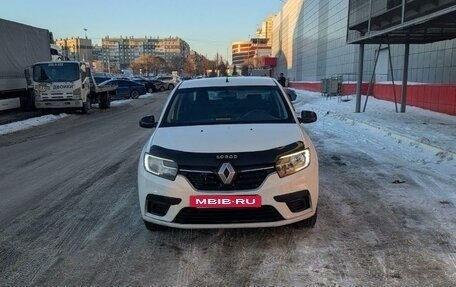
top-left (0, 114), bottom-right (68, 136)
top-left (110, 99), bottom-right (133, 107)
top-left (139, 93), bottom-right (154, 99)
top-left (291, 89), bottom-right (456, 178)
top-left (292, 89), bottom-right (456, 156)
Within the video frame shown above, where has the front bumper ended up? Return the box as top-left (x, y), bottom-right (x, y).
top-left (138, 157), bottom-right (319, 229)
top-left (35, 99), bottom-right (83, 109)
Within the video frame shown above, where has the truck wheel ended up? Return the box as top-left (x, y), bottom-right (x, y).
top-left (81, 100), bottom-right (91, 114)
top-left (294, 207), bottom-right (318, 228)
top-left (143, 220), bottom-right (167, 231)
top-left (130, 90), bottom-right (140, 99)
top-left (20, 92), bottom-right (36, 111)
top-left (99, 93), bottom-right (111, 109)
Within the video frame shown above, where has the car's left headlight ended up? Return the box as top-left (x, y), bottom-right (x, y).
top-left (275, 148), bottom-right (311, 178)
top-left (144, 153), bottom-right (178, 181)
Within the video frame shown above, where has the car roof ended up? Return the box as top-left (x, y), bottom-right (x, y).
top-left (178, 76), bottom-right (278, 89)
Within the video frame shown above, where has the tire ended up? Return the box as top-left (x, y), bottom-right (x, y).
top-left (294, 207), bottom-right (318, 228)
top-left (99, 92), bottom-right (111, 109)
top-left (168, 84), bottom-right (174, 90)
top-left (147, 87), bottom-right (154, 94)
top-left (159, 86), bottom-right (165, 92)
top-left (130, 90), bottom-right (140, 99)
top-left (143, 220), bottom-right (168, 231)
top-left (81, 100), bottom-right (91, 114)
top-left (20, 92), bottom-right (36, 111)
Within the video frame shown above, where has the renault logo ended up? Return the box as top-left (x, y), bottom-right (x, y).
top-left (217, 162), bottom-right (236, 185)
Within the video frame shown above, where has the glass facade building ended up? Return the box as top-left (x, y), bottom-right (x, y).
top-left (271, 0), bottom-right (456, 114)
top-left (272, 0), bottom-right (456, 84)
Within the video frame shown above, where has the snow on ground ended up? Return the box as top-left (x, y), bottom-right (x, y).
top-left (139, 93), bottom-right (154, 99)
top-left (110, 99), bottom-right (133, 107)
top-left (0, 114), bottom-right (68, 136)
top-left (292, 88), bottom-right (456, 191)
top-left (293, 89), bottom-right (455, 157)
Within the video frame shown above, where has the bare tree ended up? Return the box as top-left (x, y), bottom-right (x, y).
top-left (169, 55), bottom-right (185, 72)
top-left (151, 56), bottom-right (168, 75)
top-left (183, 57), bottom-right (195, 76)
top-left (130, 55), bottom-right (154, 75)
top-left (130, 55), bottom-right (168, 76)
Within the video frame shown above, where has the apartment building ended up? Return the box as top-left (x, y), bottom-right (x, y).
top-left (101, 36), bottom-right (190, 71)
top-left (56, 37), bottom-right (93, 62)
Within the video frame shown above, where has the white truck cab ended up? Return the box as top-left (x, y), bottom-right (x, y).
top-left (27, 61), bottom-right (115, 113)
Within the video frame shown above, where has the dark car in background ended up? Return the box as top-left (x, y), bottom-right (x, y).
top-left (93, 72), bottom-right (115, 85)
top-left (130, 76), bottom-right (166, 93)
top-left (99, 79), bottom-right (146, 99)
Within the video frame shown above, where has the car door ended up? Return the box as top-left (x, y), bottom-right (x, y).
top-left (117, 80), bottom-right (130, 97)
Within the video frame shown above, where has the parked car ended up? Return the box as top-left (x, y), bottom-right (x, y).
top-left (155, 75), bottom-right (180, 90)
top-left (149, 80), bottom-right (167, 92)
top-left (99, 79), bottom-right (146, 99)
top-left (130, 76), bottom-right (166, 93)
top-left (137, 76), bottom-right (319, 231)
top-left (93, 72), bottom-right (115, 85)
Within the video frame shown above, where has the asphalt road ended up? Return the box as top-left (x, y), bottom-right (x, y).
top-left (0, 92), bottom-right (455, 287)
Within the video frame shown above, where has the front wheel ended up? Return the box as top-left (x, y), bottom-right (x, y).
top-left (130, 90), bottom-right (140, 99)
top-left (99, 93), bottom-right (111, 109)
top-left (168, 84), bottom-right (174, 90)
top-left (294, 207), bottom-right (318, 228)
top-left (147, 87), bottom-right (154, 93)
top-left (159, 86), bottom-right (165, 92)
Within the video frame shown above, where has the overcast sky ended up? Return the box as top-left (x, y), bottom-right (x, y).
top-left (0, 0), bottom-right (284, 60)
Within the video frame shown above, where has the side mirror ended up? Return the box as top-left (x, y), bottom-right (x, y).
top-left (299, 111), bottom-right (317, 124)
top-left (139, 115), bottom-right (157, 128)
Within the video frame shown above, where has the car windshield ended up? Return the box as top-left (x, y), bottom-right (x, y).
top-left (161, 86), bottom-right (294, 127)
top-left (33, 62), bottom-right (79, 82)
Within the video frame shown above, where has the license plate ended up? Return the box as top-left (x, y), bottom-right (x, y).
top-left (190, 195), bottom-right (261, 208)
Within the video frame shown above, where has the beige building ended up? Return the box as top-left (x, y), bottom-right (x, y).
top-left (101, 36), bottom-right (190, 72)
top-left (231, 41), bottom-right (252, 69)
top-left (56, 37), bottom-right (93, 63)
top-left (256, 15), bottom-right (275, 45)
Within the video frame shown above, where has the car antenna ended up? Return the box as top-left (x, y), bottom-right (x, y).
top-left (226, 76), bottom-right (229, 83)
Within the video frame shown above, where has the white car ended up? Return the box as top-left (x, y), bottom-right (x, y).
top-left (137, 76), bottom-right (319, 230)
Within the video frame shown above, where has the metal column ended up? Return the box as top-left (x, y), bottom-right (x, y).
top-left (355, 43), bottom-right (364, 113)
top-left (401, 43), bottom-right (410, 113)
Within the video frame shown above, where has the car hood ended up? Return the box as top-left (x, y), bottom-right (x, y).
top-left (149, 124), bottom-right (305, 153)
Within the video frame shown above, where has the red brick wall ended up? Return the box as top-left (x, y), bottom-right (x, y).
top-left (288, 82), bottom-right (321, 92)
top-left (373, 83), bottom-right (456, 116)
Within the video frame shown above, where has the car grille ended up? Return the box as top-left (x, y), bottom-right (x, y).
top-left (173, 206), bottom-right (284, 224)
top-left (180, 166), bottom-right (275, 191)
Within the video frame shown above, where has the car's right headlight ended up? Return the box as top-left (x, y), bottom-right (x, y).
top-left (144, 153), bottom-right (178, 181)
